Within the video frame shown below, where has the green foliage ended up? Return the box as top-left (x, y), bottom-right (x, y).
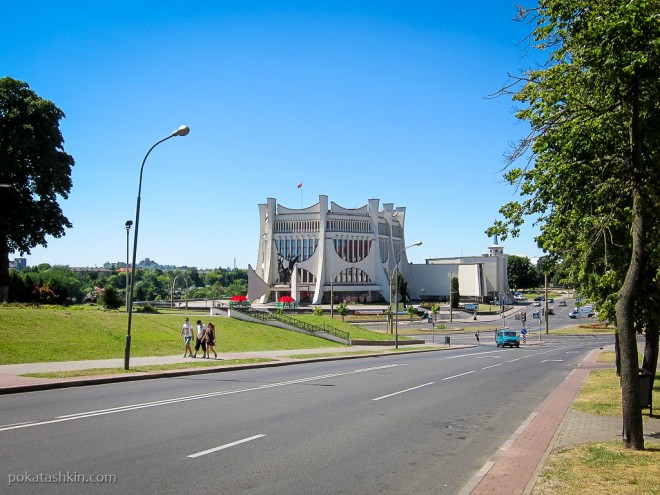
top-left (407, 304), bottom-right (415, 320)
top-left (489, 0), bottom-right (660, 447)
top-left (450, 277), bottom-right (460, 309)
top-left (312, 306), bottom-right (324, 317)
top-left (139, 304), bottom-right (158, 314)
top-left (508, 255), bottom-right (542, 289)
top-left (101, 286), bottom-right (122, 310)
top-left (0, 77), bottom-right (75, 302)
top-left (337, 302), bottom-right (349, 321)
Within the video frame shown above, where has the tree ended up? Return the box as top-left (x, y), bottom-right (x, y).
top-left (101, 285), bottom-right (122, 310)
top-left (397, 273), bottom-right (408, 307)
top-left (488, 1), bottom-right (660, 450)
top-left (337, 302), bottom-right (349, 321)
top-left (407, 304), bottom-right (415, 321)
top-left (0, 77), bottom-right (74, 301)
top-left (508, 255), bottom-right (541, 289)
top-left (450, 276), bottom-right (460, 309)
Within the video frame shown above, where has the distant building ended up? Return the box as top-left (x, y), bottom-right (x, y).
top-left (248, 195), bottom-right (512, 305)
top-left (8, 258), bottom-right (26, 270)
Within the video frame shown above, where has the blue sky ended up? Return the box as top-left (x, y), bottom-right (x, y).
top-left (2, 1), bottom-right (543, 269)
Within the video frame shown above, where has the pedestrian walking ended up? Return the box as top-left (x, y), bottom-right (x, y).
top-left (180, 317), bottom-right (194, 357)
top-left (205, 322), bottom-right (218, 359)
top-left (192, 319), bottom-right (207, 358)
top-left (475, 331), bottom-right (480, 346)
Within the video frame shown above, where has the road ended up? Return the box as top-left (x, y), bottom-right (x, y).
top-left (0, 333), bottom-right (611, 494)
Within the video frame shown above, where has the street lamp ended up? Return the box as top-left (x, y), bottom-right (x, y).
top-left (124, 125), bottom-right (190, 370)
top-left (449, 268), bottom-right (454, 323)
top-left (124, 220), bottom-right (133, 312)
top-left (394, 241), bottom-right (422, 349)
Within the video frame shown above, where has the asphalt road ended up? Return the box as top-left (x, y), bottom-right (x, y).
top-left (0, 334), bottom-right (612, 494)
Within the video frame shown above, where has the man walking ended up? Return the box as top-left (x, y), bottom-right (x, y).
top-left (475, 331), bottom-right (480, 346)
top-left (180, 317), bottom-right (194, 357)
top-left (192, 319), bottom-right (207, 358)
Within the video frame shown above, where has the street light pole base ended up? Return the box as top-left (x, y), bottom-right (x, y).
top-left (124, 335), bottom-right (131, 370)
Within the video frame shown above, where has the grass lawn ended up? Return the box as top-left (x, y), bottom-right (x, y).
top-left (294, 314), bottom-right (414, 341)
top-left (0, 305), bottom-right (357, 364)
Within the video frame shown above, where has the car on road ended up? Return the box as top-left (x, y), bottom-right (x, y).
top-left (495, 329), bottom-right (520, 348)
top-left (569, 306), bottom-right (595, 318)
top-left (533, 301), bottom-right (541, 306)
top-left (534, 296), bottom-right (544, 301)
top-left (547, 307), bottom-right (555, 315)
top-left (558, 300), bottom-right (567, 307)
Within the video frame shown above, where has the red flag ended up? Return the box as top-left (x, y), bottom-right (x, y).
top-left (297, 182), bottom-right (302, 188)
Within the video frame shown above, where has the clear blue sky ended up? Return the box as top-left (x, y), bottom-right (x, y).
top-left (2, 1), bottom-right (544, 269)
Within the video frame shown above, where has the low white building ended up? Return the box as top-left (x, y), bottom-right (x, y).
top-left (248, 195), bottom-right (511, 305)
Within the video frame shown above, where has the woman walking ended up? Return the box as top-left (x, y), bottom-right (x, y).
top-left (205, 322), bottom-right (218, 358)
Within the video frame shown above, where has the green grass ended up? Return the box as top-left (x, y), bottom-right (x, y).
top-left (294, 314), bottom-right (416, 340)
top-left (0, 305), bottom-right (365, 364)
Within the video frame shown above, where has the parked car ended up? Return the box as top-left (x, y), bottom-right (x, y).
top-left (547, 298), bottom-right (554, 303)
top-left (533, 296), bottom-right (544, 301)
top-left (496, 329), bottom-right (520, 348)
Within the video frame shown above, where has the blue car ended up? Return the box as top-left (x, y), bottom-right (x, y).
top-left (496, 330), bottom-right (520, 348)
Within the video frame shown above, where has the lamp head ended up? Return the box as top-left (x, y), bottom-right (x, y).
top-left (172, 125), bottom-right (190, 137)
top-left (125, 220), bottom-right (133, 229)
top-left (413, 241), bottom-right (422, 246)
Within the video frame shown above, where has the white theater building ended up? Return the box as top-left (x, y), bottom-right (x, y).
top-left (248, 195), bottom-right (512, 305)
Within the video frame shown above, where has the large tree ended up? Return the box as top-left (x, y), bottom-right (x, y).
top-left (0, 77), bottom-right (74, 301)
top-left (507, 255), bottom-right (541, 289)
top-left (489, 1), bottom-right (660, 449)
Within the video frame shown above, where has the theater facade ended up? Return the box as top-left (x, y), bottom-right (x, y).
top-left (247, 195), bottom-right (511, 305)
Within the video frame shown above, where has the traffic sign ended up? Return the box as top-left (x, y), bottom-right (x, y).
top-left (521, 328), bottom-right (527, 335)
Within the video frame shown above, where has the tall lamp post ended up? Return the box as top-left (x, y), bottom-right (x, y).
top-left (394, 241), bottom-right (422, 349)
top-left (124, 220), bottom-right (133, 312)
top-left (124, 125), bottom-right (190, 370)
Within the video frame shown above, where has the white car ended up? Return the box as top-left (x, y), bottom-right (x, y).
top-left (569, 306), bottom-right (595, 318)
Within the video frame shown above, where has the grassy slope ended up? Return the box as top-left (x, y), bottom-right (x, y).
top-left (0, 306), bottom-right (348, 364)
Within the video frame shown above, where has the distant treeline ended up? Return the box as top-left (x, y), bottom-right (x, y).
top-left (7, 264), bottom-right (248, 305)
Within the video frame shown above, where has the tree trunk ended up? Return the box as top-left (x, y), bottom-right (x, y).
top-left (615, 88), bottom-right (646, 450)
top-left (615, 189), bottom-right (645, 449)
top-left (0, 242), bottom-right (9, 302)
top-left (642, 279), bottom-right (660, 377)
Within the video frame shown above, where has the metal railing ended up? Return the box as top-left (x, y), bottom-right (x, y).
top-left (232, 308), bottom-right (350, 342)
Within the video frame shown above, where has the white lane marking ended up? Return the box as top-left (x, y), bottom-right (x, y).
top-left (442, 370), bottom-right (475, 381)
top-left (372, 382), bottom-right (434, 401)
top-left (475, 355), bottom-right (502, 360)
top-left (442, 351), bottom-right (503, 359)
top-left (542, 359), bottom-right (564, 362)
top-left (481, 363), bottom-right (503, 370)
top-left (0, 364), bottom-right (403, 433)
top-left (187, 434), bottom-right (266, 458)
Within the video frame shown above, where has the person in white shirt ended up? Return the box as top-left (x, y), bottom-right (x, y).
top-left (179, 317), bottom-right (194, 357)
top-left (192, 320), bottom-right (207, 358)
